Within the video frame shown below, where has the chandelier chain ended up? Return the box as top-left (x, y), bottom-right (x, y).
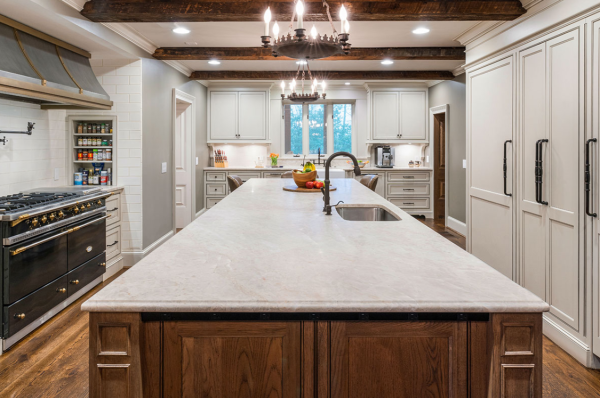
top-left (323, 0), bottom-right (338, 36)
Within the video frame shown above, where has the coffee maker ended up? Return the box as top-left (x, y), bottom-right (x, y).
top-left (375, 146), bottom-right (395, 168)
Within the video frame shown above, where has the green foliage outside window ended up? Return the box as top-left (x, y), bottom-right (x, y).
top-left (333, 104), bottom-right (352, 153)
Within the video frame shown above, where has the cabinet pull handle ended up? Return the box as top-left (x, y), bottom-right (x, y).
top-left (586, 138), bottom-right (597, 217)
top-left (108, 207), bottom-right (119, 212)
top-left (403, 202), bottom-right (414, 205)
top-left (503, 140), bottom-right (512, 196)
top-left (402, 176), bottom-right (414, 179)
top-left (535, 139), bottom-right (548, 205)
top-left (403, 189), bottom-right (414, 191)
top-left (70, 280), bottom-right (80, 285)
top-left (57, 288), bottom-right (67, 293)
top-left (107, 241), bottom-right (119, 247)
top-left (14, 313), bottom-right (25, 320)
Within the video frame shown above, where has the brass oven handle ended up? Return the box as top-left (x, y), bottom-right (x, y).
top-left (57, 288), bottom-right (67, 293)
top-left (10, 214), bottom-right (110, 256)
top-left (100, 263), bottom-right (106, 267)
top-left (70, 280), bottom-right (80, 285)
top-left (14, 313), bottom-right (25, 320)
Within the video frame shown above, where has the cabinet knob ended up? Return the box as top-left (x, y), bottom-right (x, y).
top-left (15, 313), bottom-right (25, 320)
top-left (70, 279), bottom-right (80, 285)
top-left (57, 287), bottom-right (67, 293)
top-left (100, 262), bottom-right (106, 267)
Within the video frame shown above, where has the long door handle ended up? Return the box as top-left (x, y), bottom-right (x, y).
top-left (586, 138), bottom-right (597, 217)
top-left (535, 139), bottom-right (549, 205)
top-left (503, 140), bottom-right (512, 196)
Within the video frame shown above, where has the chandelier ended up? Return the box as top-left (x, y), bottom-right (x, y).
top-left (279, 60), bottom-right (326, 102)
top-left (261, 0), bottom-right (351, 60)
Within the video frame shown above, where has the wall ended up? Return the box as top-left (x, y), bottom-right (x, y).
top-left (68, 58), bottom-right (143, 255)
top-left (428, 74), bottom-right (467, 223)
top-left (142, 58), bottom-right (207, 248)
top-left (0, 99), bottom-right (67, 195)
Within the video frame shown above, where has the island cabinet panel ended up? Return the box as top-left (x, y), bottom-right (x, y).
top-left (329, 321), bottom-right (468, 398)
top-left (162, 321), bottom-right (305, 398)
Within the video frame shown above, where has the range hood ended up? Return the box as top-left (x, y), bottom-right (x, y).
top-left (0, 16), bottom-right (112, 110)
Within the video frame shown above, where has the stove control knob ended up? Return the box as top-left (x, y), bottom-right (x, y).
top-left (97, 200), bottom-right (102, 205)
top-left (49, 213), bottom-right (56, 222)
top-left (41, 215), bottom-right (47, 223)
top-left (72, 207), bottom-right (79, 214)
top-left (30, 218), bottom-right (39, 227)
top-left (80, 205), bottom-right (86, 211)
top-left (58, 211), bottom-right (64, 219)
top-left (86, 203), bottom-right (91, 209)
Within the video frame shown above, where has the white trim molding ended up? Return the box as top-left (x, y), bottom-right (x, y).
top-left (543, 315), bottom-right (600, 369)
top-left (447, 216), bottom-right (467, 237)
top-left (122, 231), bottom-right (174, 267)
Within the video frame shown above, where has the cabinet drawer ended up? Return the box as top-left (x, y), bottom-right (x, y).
top-left (67, 216), bottom-right (106, 271)
top-left (106, 226), bottom-right (121, 262)
top-left (387, 183), bottom-right (430, 196)
top-left (206, 197), bottom-right (222, 209)
top-left (389, 197), bottom-right (430, 209)
top-left (105, 194), bottom-right (120, 226)
top-left (229, 172), bottom-right (261, 182)
top-left (206, 172), bottom-right (226, 182)
top-left (4, 275), bottom-right (68, 337)
top-left (206, 183), bottom-right (226, 196)
top-left (67, 253), bottom-right (106, 297)
top-left (387, 171), bottom-right (431, 182)
top-left (263, 171), bottom-right (285, 178)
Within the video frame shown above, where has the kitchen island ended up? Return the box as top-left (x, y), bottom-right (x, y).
top-left (83, 179), bottom-right (548, 398)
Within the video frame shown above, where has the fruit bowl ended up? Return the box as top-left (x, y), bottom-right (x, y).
top-left (292, 170), bottom-right (317, 188)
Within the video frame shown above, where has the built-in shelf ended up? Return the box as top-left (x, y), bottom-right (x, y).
top-left (74, 160), bottom-right (113, 163)
top-left (74, 133), bottom-right (113, 136)
top-left (74, 146), bottom-right (113, 149)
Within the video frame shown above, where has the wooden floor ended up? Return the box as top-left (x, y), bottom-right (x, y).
top-left (0, 220), bottom-right (599, 397)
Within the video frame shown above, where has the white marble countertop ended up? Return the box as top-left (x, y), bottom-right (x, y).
top-left (82, 179), bottom-right (548, 313)
top-left (204, 166), bottom-right (433, 171)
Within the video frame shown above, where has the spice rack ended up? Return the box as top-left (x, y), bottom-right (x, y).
top-left (67, 115), bottom-right (117, 187)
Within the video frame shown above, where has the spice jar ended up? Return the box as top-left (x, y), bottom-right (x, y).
top-left (105, 149), bottom-right (112, 161)
top-left (102, 139), bottom-right (108, 146)
top-left (77, 123), bottom-right (83, 134)
top-left (77, 137), bottom-right (82, 146)
top-left (87, 150), bottom-right (93, 160)
top-left (101, 123), bottom-right (105, 134)
top-left (82, 138), bottom-right (88, 146)
top-left (77, 149), bottom-right (83, 160)
top-left (93, 149), bottom-right (98, 161)
top-left (109, 124), bottom-right (113, 134)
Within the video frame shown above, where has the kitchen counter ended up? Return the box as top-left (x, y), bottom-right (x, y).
top-left (83, 178), bottom-right (546, 313)
top-left (204, 166), bottom-right (433, 171)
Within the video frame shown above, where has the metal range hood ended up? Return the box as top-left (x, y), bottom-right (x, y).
top-left (0, 15), bottom-right (112, 110)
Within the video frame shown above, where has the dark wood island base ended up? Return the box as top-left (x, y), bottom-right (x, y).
top-left (89, 312), bottom-right (542, 398)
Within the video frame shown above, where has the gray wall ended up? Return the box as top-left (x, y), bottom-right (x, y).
top-left (428, 74), bottom-right (466, 223)
top-left (142, 58), bottom-right (207, 248)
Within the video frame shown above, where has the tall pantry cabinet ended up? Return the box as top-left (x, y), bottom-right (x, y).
top-left (468, 21), bottom-right (594, 366)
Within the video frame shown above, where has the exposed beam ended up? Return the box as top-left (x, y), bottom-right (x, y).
top-left (154, 47), bottom-right (465, 61)
top-left (81, 1), bottom-right (526, 22)
top-left (189, 70), bottom-right (455, 80)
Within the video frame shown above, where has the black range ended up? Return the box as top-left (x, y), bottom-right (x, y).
top-left (0, 187), bottom-right (112, 351)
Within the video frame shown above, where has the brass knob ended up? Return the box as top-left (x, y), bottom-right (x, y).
top-left (80, 205), bottom-right (85, 211)
top-left (58, 211), bottom-right (64, 218)
top-left (15, 313), bottom-right (25, 320)
top-left (30, 218), bottom-right (39, 227)
top-left (41, 215), bottom-right (47, 223)
top-left (97, 200), bottom-right (102, 205)
top-left (73, 207), bottom-right (79, 214)
top-left (57, 287), bottom-right (66, 293)
top-left (100, 262), bottom-right (106, 267)
top-left (49, 213), bottom-right (56, 221)
top-left (70, 280), bottom-right (80, 285)
top-left (87, 203), bottom-right (91, 208)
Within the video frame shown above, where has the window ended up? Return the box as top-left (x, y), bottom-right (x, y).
top-left (283, 102), bottom-right (353, 155)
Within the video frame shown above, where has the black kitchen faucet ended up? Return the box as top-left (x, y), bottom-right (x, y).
top-left (322, 152), bottom-right (361, 215)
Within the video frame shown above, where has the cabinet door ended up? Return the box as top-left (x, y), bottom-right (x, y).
top-left (399, 92), bottom-right (427, 140)
top-left (372, 91), bottom-right (399, 140)
top-left (518, 43), bottom-right (547, 301)
top-left (163, 321), bottom-right (303, 398)
top-left (239, 91), bottom-right (267, 140)
top-left (468, 56), bottom-right (515, 279)
top-left (330, 321), bottom-right (467, 398)
top-left (210, 92), bottom-right (238, 140)
top-left (545, 29), bottom-right (582, 331)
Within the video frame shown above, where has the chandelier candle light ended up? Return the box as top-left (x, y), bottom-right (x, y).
top-left (262, 0), bottom-right (351, 102)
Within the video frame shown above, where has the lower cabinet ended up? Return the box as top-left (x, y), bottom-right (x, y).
top-left (89, 313), bottom-right (542, 398)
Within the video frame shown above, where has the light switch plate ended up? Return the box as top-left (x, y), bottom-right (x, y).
top-left (54, 168), bottom-right (60, 181)
top-left (195, 157), bottom-right (198, 166)
top-left (162, 162), bottom-right (167, 173)
top-left (426, 156), bottom-right (429, 163)
top-left (463, 159), bottom-right (467, 168)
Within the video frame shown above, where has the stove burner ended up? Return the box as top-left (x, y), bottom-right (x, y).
top-left (0, 192), bottom-right (80, 214)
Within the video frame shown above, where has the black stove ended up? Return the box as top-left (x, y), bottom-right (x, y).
top-left (0, 192), bottom-right (80, 214)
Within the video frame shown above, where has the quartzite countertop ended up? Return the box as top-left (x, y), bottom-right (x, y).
top-left (82, 179), bottom-right (547, 313)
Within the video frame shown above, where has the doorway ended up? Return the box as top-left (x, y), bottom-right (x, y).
top-left (173, 90), bottom-right (196, 231)
top-left (430, 105), bottom-right (448, 225)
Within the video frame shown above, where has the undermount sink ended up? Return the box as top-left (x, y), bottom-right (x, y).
top-left (335, 206), bottom-right (400, 221)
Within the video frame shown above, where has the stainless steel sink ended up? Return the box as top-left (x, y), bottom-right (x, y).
top-left (335, 206), bottom-right (400, 221)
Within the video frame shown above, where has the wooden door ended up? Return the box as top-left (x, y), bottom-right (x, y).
top-left (372, 91), bottom-right (399, 140)
top-left (468, 56), bottom-right (515, 279)
top-left (518, 43), bottom-right (547, 300)
top-left (545, 29), bottom-right (583, 331)
top-left (329, 321), bottom-right (467, 398)
top-left (433, 113), bottom-right (446, 221)
top-left (399, 92), bottom-right (427, 140)
top-left (239, 91), bottom-right (267, 140)
top-left (163, 321), bottom-right (304, 398)
top-left (210, 92), bottom-right (238, 140)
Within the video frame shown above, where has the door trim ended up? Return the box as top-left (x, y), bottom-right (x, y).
top-left (172, 89), bottom-right (197, 233)
top-left (430, 104), bottom-right (449, 227)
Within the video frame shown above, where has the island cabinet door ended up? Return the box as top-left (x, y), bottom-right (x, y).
top-left (328, 321), bottom-right (468, 398)
top-left (162, 321), bottom-right (306, 398)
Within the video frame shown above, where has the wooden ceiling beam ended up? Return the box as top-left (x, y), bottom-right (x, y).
top-left (153, 47), bottom-right (465, 61)
top-left (81, 1), bottom-right (526, 22)
top-left (189, 70), bottom-right (455, 80)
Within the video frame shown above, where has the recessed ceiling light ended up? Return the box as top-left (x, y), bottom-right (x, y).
top-left (381, 60), bottom-right (394, 65)
top-left (345, 82), bottom-right (351, 85)
top-left (173, 27), bottom-right (190, 34)
top-left (412, 27), bottom-right (430, 34)
top-left (296, 60), bottom-right (307, 65)
top-left (208, 60), bottom-right (221, 65)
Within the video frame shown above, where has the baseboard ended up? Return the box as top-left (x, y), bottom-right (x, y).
top-left (103, 257), bottom-right (123, 280)
top-left (447, 216), bottom-right (467, 237)
top-left (543, 315), bottom-right (600, 369)
top-left (122, 230), bottom-right (174, 268)
top-left (406, 210), bottom-right (433, 218)
top-left (196, 208), bottom-right (207, 218)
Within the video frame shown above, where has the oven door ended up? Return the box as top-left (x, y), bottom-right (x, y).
top-left (68, 214), bottom-right (107, 271)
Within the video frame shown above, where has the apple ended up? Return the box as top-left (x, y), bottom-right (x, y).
top-left (315, 181), bottom-right (324, 189)
top-left (305, 181), bottom-right (315, 189)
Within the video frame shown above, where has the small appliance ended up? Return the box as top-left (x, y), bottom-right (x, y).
top-left (375, 146), bottom-right (395, 168)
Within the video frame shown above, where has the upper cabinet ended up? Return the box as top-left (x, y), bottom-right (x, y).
top-left (209, 89), bottom-right (269, 142)
top-left (369, 88), bottom-right (428, 143)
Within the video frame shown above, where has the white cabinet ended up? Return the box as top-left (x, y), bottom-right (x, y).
top-left (209, 90), bottom-right (268, 141)
top-left (370, 89), bottom-right (428, 143)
